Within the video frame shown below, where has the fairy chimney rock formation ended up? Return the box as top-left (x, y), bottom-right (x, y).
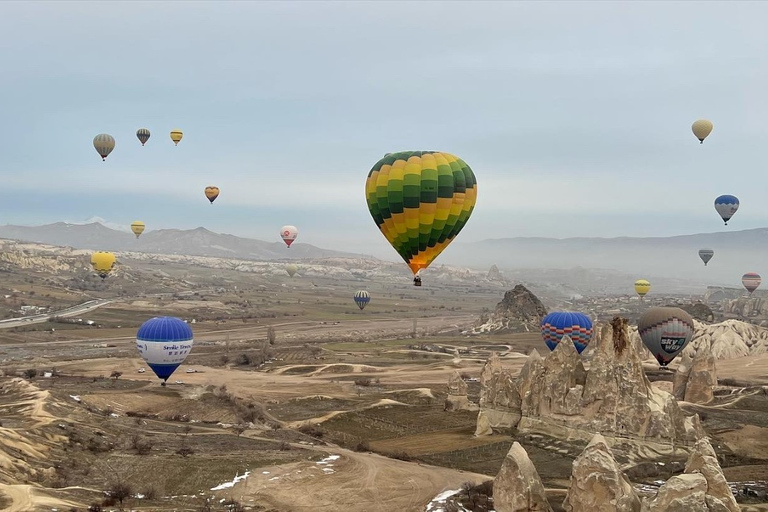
top-left (487, 264), bottom-right (503, 281)
top-left (493, 442), bottom-right (553, 512)
top-left (673, 347), bottom-right (717, 404)
top-left (472, 284), bottom-right (548, 333)
top-left (683, 438), bottom-right (739, 511)
top-left (444, 370), bottom-right (470, 411)
top-left (562, 434), bottom-right (641, 512)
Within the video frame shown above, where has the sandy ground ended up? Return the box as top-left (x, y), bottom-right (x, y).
top-left (0, 484), bottom-right (80, 512)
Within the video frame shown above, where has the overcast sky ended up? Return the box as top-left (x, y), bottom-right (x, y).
top-left (1, 1), bottom-right (767, 261)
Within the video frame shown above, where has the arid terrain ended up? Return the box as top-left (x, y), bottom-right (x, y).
top-left (1, 242), bottom-right (767, 511)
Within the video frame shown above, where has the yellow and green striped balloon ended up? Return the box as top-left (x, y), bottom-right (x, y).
top-left (365, 151), bottom-right (477, 276)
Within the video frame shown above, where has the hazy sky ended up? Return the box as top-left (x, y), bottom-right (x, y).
top-left (1, 1), bottom-right (767, 261)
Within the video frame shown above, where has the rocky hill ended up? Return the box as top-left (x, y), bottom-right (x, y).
top-left (470, 284), bottom-right (548, 333)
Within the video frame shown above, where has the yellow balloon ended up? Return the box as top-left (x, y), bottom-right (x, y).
top-left (634, 279), bottom-right (651, 298)
top-left (90, 251), bottom-right (116, 280)
top-left (691, 119), bottom-right (713, 144)
top-left (130, 221), bottom-right (145, 238)
top-left (205, 186), bottom-right (220, 204)
top-left (170, 129), bottom-right (183, 146)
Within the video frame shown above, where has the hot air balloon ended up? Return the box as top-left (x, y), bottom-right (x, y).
top-left (365, 151), bottom-right (477, 286)
top-left (698, 249), bottom-right (714, 266)
top-left (714, 195), bottom-right (739, 225)
top-left (131, 221), bottom-right (145, 239)
top-left (540, 312), bottom-right (593, 354)
top-left (285, 263), bottom-right (298, 277)
top-left (170, 129), bottom-right (183, 146)
top-left (638, 307), bottom-right (694, 367)
top-left (353, 290), bottom-right (370, 310)
top-left (90, 251), bottom-right (116, 279)
top-left (742, 273), bottom-right (761, 294)
top-left (136, 316), bottom-right (193, 385)
top-left (634, 279), bottom-right (651, 298)
top-left (93, 134), bottom-right (115, 161)
top-left (204, 186), bottom-right (220, 204)
top-left (136, 128), bottom-right (150, 146)
top-left (692, 119), bottom-right (713, 144)
top-left (280, 225), bottom-right (298, 247)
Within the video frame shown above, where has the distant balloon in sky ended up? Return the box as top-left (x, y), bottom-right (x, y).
top-left (136, 316), bottom-right (193, 385)
top-left (698, 249), bottom-right (714, 266)
top-left (93, 134), bottom-right (115, 161)
top-left (281, 225), bottom-right (298, 248)
top-left (90, 251), bottom-right (116, 279)
top-left (354, 290), bottom-right (370, 310)
top-left (691, 119), bottom-right (713, 144)
top-left (131, 221), bottom-right (145, 239)
top-left (714, 195), bottom-right (739, 225)
top-left (638, 307), bottom-right (695, 367)
top-left (285, 263), bottom-right (298, 277)
top-left (365, 151), bottom-right (477, 286)
top-left (136, 128), bottom-right (150, 146)
top-left (742, 272), bottom-right (761, 294)
top-left (205, 186), bottom-right (220, 204)
top-left (634, 279), bottom-right (651, 298)
top-left (170, 129), bottom-right (183, 146)
top-left (540, 311), bottom-right (593, 354)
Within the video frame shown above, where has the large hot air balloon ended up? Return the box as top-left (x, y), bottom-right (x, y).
top-left (634, 279), bottom-right (651, 298)
top-left (170, 129), bottom-right (183, 146)
top-left (698, 249), bottom-right (714, 266)
top-left (136, 128), bottom-right (150, 146)
top-left (280, 225), bottom-right (298, 247)
top-left (131, 221), bottom-right (145, 239)
top-left (136, 316), bottom-right (193, 385)
top-left (285, 263), bottom-right (298, 277)
top-left (90, 251), bottom-right (116, 279)
top-left (204, 186), bottom-right (220, 204)
top-left (714, 195), bottom-right (739, 225)
top-left (540, 312), bottom-right (593, 354)
top-left (365, 151), bottom-right (477, 286)
top-left (742, 273), bottom-right (761, 294)
top-left (692, 119), bottom-right (713, 144)
top-left (93, 134), bottom-right (115, 161)
top-left (353, 290), bottom-right (370, 311)
top-left (638, 307), bottom-right (695, 367)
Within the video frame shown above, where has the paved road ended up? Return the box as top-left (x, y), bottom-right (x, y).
top-left (0, 299), bottom-right (112, 329)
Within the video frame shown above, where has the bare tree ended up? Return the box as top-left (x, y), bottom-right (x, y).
top-left (267, 326), bottom-right (276, 345)
top-left (110, 371), bottom-right (122, 381)
top-left (232, 424), bottom-right (248, 437)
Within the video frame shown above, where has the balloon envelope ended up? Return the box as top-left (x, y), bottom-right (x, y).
top-left (205, 186), bottom-right (220, 204)
top-left (540, 312), bottom-right (593, 354)
top-left (634, 279), bottom-right (651, 297)
top-left (742, 273), bottom-right (761, 294)
top-left (698, 249), bottom-right (714, 266)
top-left (90, 251), bottom-right (116, 279)
top-left (365, 151), bottom-right (477, 277)
top-left (285, 264), bottom-right (298, 277)
top-left (136, 128), bottom-right (150, 146)
top-left (638, 307), bottom-right (694, 367)
top-left (136, 316), bottom-right (193, 382)
top-left (280, 225), bottom-right (298, 247)
top-left (93, 134), bottom-right (115, 161)
top-left (714, 195), bottom-right (739, 225)
top-left (692, 119), bottom-right (713, 143)
top-left (131, 221), bottom-right (145, 238)
top-left (170, 129), bottom-right (183, 145)
top-left (354, 290), bottom-right (370, 310)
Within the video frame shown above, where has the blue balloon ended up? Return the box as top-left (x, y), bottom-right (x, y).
top-left (136, 316), bottom-right (194, 382)
top-left (354, 290), bottom-right (370, 310)
top-left (540, 312), bottom-right (594, 354)
top-left (714, 195), bottom-right (739, 225)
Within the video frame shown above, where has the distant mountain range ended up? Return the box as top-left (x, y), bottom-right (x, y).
top-left (1, 221), bottom-right (765, 289)
top-left (0, 222), bottom-right (362, 261)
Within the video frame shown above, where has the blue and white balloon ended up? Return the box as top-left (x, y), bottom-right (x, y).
top-left (354, 290), bottom-right (370, 310)
top-left (714, 195), bottom-right (739, 225)
top-left (136, 316), bottom-right (193, 383)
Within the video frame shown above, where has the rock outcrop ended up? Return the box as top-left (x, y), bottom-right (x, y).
top-left (683, 319), bottom-right (768, 360)
top-left (477, 316), bottom-right (704, 452)
top-left (493, 442), bottom-right (553, 512)
top-left (487, 264), bottom-right (503, 281)
top-left (673, 346), bottom-right (717, 404)
top-left (444, 370), bottom-right (471, 411)
top-left (676, 302), bottom-right (715, 323)
top-left (562, 434), bottom-right (641, 512)
top-left (471, 284), bottom-right (548, 334)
